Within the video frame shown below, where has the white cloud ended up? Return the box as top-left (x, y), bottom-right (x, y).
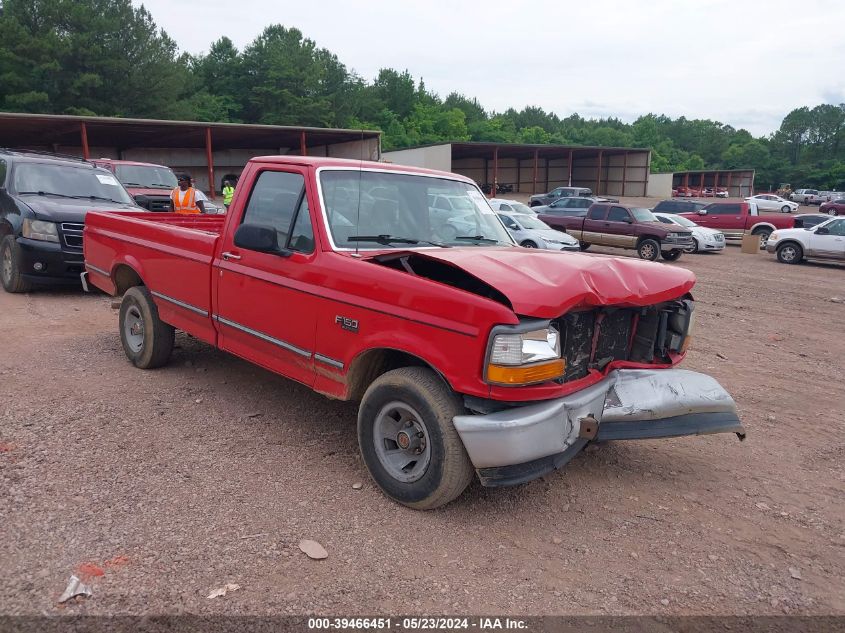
top-left (137, 0), bottom-right (842, 136)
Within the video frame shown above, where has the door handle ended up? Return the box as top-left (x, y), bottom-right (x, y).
top-left (222, 251), bottom-right (242, 261)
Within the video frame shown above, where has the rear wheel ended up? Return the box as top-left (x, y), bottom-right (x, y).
top-left (637, 238), bottom-right (660, 261)
top-left (776, 242), bottom-right (803, 264)
top-left (661, 249), bottom-right (683, 261)
top-left (831, 208), bottom-right (840, 216)
top-left (1, 235), bottom-right (33, 294)
top-left (752, 228), bottom-right (773, 248)
top-left (358, 367), bottom-right (474, 510)
top-left (119, 286), bottom-right (175, 369)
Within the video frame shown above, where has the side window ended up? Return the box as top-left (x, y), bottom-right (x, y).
top-left (0, 159), bottom-right (6, 187)
top-left (576, 199), bottom-right (589, 208)
top-left (498, 214), bottom-right (519, 230)
top-left (656, 216), bottom-right (672, 224)
top-left (607, 206), bottom-right (631, 222)
top-left (499, 203), bottom-right (513, 212)
top-left (826, 219), bottom-right (845, 236)
top-left (241, 170), bottom-right (307, 251)
top-left (288, 195), bottom-right (315, 253)
top-left (588, 205), bottom-right (607, 220)
top-left (706, 204), bottom-right (740, 215)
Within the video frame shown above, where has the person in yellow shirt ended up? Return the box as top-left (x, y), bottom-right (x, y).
top-left (170, 174), bottom-right (206, 214)
top-left (222, 179), bottom-right (235, 211)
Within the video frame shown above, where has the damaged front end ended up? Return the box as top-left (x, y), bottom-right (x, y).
top-left (454, 367), bottom-right (745, 487)
top-left (454, 299), bottom-right (744, 487)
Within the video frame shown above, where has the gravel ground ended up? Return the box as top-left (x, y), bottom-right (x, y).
top-left (1, 242), bottom-right (843, 617)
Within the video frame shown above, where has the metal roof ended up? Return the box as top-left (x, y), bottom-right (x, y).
top-left (391, 141), bottom-right (650, 159)
top-left (0, 112), bottom-right (381, 151)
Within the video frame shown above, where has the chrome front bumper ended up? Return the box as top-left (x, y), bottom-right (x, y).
top-left (453, 369), bottom-right (744, 485)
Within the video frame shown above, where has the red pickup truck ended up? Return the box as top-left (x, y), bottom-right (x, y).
top-left (678, 201), bottom-right (794, 245)
top-left (82, 156), bottom-right (744, 509)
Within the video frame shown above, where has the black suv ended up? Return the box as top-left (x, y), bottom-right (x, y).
top-left (652, 200), bottom-right (707, 214)
top-left (0, 150), bottom-right (141, 293)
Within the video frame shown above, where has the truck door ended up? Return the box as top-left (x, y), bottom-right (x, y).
top-left (580, 204), bottom-right (608, 243)
top-left (701, 203), bottom-right (744, 239)
top-left (213, 167), bottom-right (318, 387)
top-left (807, 219), bottom-right (845, 258)
top-left (602, 206), bottom-right (638, 248)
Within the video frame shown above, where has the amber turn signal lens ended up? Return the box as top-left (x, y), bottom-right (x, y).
top-left (681, 335), bottom-right (692, 353)
top-left (487, 359), bottom-right (565, 385)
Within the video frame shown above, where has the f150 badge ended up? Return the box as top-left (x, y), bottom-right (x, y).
top-left (335, 315), bottom-right (359, 333)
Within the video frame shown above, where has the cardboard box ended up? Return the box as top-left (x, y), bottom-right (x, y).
top-left (741, 233), bottom-right (761, 254)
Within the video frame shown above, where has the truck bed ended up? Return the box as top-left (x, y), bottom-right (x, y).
top-left (84, 211), bottom-right (225, 344)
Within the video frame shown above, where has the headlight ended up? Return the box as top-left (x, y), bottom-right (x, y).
top-left (769, 232), bottom-right (779, 242)
top-left (22, 219), bottom-right (59, 243)
top-left (487, 323), bottom-right (564, 385)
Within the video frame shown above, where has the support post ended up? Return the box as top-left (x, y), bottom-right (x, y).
top-left (516, 157), bottom-right (520, 193)
top-left (205, 127), bottom-right (215, 199)
top-left (714, 171), bottom-right (719, 195)
top-left (532, 149), bottom-right (539, 194)
top-left (622, 151), bottom-right (628, 197)
top-left (567, 149), bottom-right (573, 186)
top-left (545, 157), bottom-right (550, 192)
top-left (80, 122), bottom-right (90, 159)
top-left (727, 172), bottom-right (733, 197)
top-left (491, 147), bottom-right (498, 198)
top-left (684, 172), bottom-right (690, 191)
top-left (300, 130), bottom-right (307, 156)
top-left (596, 150), bottom-right (603, 194)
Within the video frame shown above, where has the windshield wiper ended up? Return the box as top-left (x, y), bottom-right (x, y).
top-left (454, 235), bottom-right (501, 244)
top-left (348, 235), bottom-right (449, 247)
top-left (121, 181), bottom-right (143, 186)
top-left (18, 191), bottom-right (77, 198)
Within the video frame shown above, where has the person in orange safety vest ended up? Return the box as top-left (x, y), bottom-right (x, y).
top-left (171, 173), bottom-right (206, 214)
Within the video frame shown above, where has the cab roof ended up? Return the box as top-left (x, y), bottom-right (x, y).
top-left (250, 155), bottom-right (476, 184)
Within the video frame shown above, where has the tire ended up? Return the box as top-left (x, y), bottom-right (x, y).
top-left (119, 286), bottom-right (175, 369)
top-left (776, 241), bottom-right (803, 264)
top-left (579, 242), bottom-right (591, 251)
top-left (685, 238), bottom-right (700, 254)
top-left (781, 205), bottom-right (791, 213)
top-left (637, 238), bottom-right (660, 261)
top-left (661, 249), bottom-right (682, 261)
top-left (752, 228), bottom-right (773, 247)
top-left (520, 240), bottom-right (537, 248)
top-left (357, 366), bottom-right (474, 510)
top-left (1, 234), bottom-right (33, 293)
top-left (831, 208), bottom-right (839, 217)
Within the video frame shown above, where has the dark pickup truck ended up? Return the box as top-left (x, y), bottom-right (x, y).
top-left (539, 203), bottom-right (694, 261)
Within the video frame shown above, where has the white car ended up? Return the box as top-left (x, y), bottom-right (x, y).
top-left (488, 198), bottom-right (538, 215)
top-left (653, 212), bottom-right (726, 253)
top-left (766, 217), bottom-right (845, 264)
top-left (496, 211), bottom-right (580, 251)
top-left (745, 194), bottom-right (798, 213)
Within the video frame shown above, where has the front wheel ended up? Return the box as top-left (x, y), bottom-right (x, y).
top-left (1, 235), bottom-right (33, 294)
top-left (831, 208), bottom-right (840, 216)
top-left (637, 238), bottom-right (660, 261)
top-left (661, 249), bottom-right (683, 261)
top-left (781, 205), bottom-right (792, 213)
top-left (579, 242), bottom-right (591, 251)
top-left (119, 286), bottom-right (175, 369)
top-left (358, 367), bottom-right (474, 510)
top-left (776, 242), bottom-right (803, 264)
top-left (685, 238), bottom-right (700, 254)
top-left (520, 240), bottom-right (537, 248)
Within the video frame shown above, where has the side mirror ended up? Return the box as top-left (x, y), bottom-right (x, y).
top-left (697, 209), bottom-right (707, 215)
top-left (816, 226), bottom-right (830, 235)
top-left (133, 194), bottom-right (150, 208)
top-left (234, 223), bottom-right (290, 256)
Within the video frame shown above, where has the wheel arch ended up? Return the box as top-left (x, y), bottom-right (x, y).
top-left (112, 261), bottom-right (145, 295)
top-left (345, 347), bottom-right (452, 402)
top-left (750, 221), bottom-right (776, 234)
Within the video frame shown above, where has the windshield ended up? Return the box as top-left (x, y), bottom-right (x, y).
top-left (631, 207), bottom-right (657, 222)
top-left (513, 213), bottom-right (549, 230)
top-left (14, 163), bottom-right (135, 204)
top-left (668, 214), bottom-right (697, 227)
top-left (114, 164), bottom-right (177, 189)
top-left (320, 170), bottom-right (514, 248)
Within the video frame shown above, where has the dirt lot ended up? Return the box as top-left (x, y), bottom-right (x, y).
top-left (1, 240), bottom-right (844, 617)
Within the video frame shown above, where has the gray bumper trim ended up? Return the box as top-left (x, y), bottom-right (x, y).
top-left (453, 368), bottom-right (743, 469)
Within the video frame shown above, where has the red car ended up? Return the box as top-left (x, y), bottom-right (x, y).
top-left (90, 158), bottom-right (178, 212)
top-left (82, 156), bottom-right (744, 509)
top-left (820, 197), bottom-right (845, 216)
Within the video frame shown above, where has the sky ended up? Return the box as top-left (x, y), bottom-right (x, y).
top-left (136, 0), bottom-right (844, 137)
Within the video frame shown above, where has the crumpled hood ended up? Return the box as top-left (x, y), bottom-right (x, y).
top-left (19, 195), bottom-right (141, 223)
top-left (399, 248), bottom-right (696, 318)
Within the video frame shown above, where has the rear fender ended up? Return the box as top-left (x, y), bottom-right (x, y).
top-left (749, 221), bottom-right (776, 234)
